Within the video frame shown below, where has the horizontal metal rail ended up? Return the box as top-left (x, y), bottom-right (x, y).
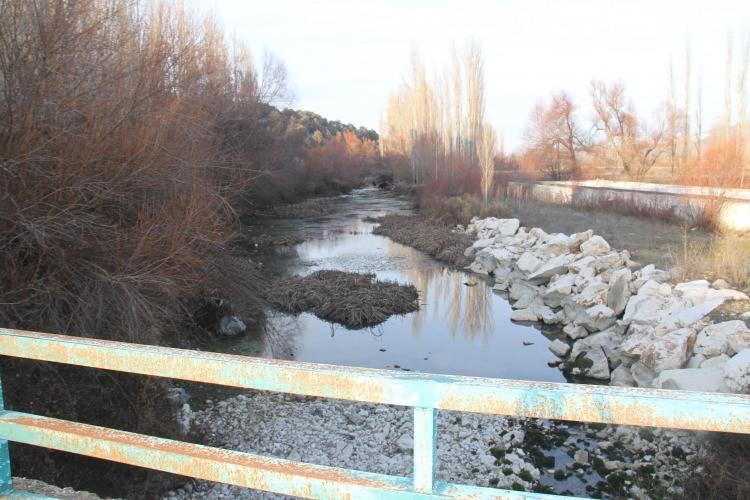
top-left (1, 328), bottom-right (750, 499)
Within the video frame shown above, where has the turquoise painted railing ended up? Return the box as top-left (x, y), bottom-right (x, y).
top-left (1, 328), bottom-right (750, 499)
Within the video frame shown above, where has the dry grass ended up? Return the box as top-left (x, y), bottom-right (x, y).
top-left (373, 214), bottom-right (474, 267)
top-left (673, 230), bottom-right (750, 290)
top-left (684, 434), bottom-right (750, 500)
top-left (420, 193), bottom-right (506, 226)
top-left (268, 270), bottom-right (419, 328)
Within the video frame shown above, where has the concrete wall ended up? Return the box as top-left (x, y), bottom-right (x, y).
top-left (507, 180), bottom-right (750, 232)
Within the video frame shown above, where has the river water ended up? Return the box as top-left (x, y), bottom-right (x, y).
top-left (214, 187), bottom-right (566, 382)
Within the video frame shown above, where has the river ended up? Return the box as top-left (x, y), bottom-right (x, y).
top-left (213, 187), bottom-right (565, 382)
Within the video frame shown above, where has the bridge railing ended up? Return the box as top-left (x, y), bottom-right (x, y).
top-left (1, 328), bottom-right (749, 499)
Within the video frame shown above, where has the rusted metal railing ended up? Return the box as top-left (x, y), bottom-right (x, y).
top-left (1, 328), bottom-right (749, 499)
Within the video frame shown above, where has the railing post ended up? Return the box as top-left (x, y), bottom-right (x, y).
top-left (413, 406), bottom-right (436, 493)
top-left (0, 370), bottom-right (12, 495)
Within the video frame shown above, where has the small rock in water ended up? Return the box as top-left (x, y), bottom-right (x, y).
top-left (379, 348), bottom-right (386, 352)
top-left (574, 449), bottom-right (589, 466)
top-left (523, 341), bottom-right (534, 346)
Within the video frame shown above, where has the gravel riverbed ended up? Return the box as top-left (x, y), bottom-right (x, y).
top-left (167, 391), bottom-right (701, 499)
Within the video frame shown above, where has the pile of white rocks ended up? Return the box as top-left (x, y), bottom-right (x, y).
top-left (463, 216), bottom-right (750, 392)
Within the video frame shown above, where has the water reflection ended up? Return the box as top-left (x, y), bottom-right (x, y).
top-left (211, 189), bottom-right (565, 382)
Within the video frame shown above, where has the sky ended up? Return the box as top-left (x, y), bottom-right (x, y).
top-left (193, 0), bottom-right (750, 152)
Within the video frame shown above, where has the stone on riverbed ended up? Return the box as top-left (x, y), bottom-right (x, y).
top-left (610, 364), bottom-right (635, 387)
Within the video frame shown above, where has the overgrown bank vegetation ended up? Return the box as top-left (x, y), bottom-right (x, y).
top-left (0, 0), bottom-right (381, 496)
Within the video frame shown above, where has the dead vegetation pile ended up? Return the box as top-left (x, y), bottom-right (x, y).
top-left (268, 270), bottom-right (419, 328)
top-left (268, 197), bottom-right (338, 218)
top-left (373, 214), bottom-right (474, 267)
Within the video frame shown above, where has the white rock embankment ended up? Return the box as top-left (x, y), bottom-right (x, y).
top-left (462, 216), bottom-right (750, 393)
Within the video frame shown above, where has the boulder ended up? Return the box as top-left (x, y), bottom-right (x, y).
top-left (723, 349), bottom-right (750, 393)
top-left (511, 308), bottom-right (538, 322)
top-left (595, 252), bottom-right (625, 273)
top-left (701, 354), bottom-right (731, 369)
top-left (536, 233), bottom-right (576, 258)
top-left (570, 324), bottom-right (626, 361)
top-left (574, 280), bottom-right (609, 307)
top-left (712, 278), bottom-right (731, 290)
top-left (610, 364), bottom-right (636, 387)
top-left (675, 280), bottom-right (749, 303)
top-left (569, 255), bottom-right (597, 278)
top-left (686, 354), bottom-right (707, 368)
top-left (622, 291), bottom-right (688, 327)
top-left (570, 230), bottom-right (593, 251)
top-left (219, 315), bottom-right (247, 336)
top-left (630, 361), bottom-right (656, 388)
top-left (655, 298), bottom-right (725, 335)
top-left (607, 268), bottom-right (632, 316)
top-left (549, 339), bottom-right (571, 358)
top-left (580, 235), bottom-right (610, 256)
top-left (543, 273), bottom-right (577, 308)
top-left (694, 320), bottom-right (750, 357)
top-left (654, 368), bottom-right (728, 392)
top-left (578, 346), bottom-right (610, 380)
top-left (528, 254), bottom-right (575, 282)
top-left (564, 323), bottom-right (588, 340)
top-left (640, 328), bottom-right (696, 372)
top-left (576, 304), bottom-right (617, 332)
top-left (516, 252), bottom-right (543, 275)
top-left (510, 282), bottom-right (542, 309)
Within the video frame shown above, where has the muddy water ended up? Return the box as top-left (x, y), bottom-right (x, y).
top-left (214, 188), bottom-right (566, 382)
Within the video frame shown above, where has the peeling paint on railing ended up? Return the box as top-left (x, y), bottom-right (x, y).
top-left (0, 328), bottom-right (749, 499)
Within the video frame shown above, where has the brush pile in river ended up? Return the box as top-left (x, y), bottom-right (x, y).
top-left (268, 270), bottom-right (419, 328)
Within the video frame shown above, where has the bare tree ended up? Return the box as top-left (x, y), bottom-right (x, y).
top-left (695, 76), bottom-right (703, 161)
top-left (683, 42), bottom-right (692, 168)
top-left (524, 92), bottom-right (588, 180)
top-left (591, 80), bottom-right (666, 180)
top-left (737, 33), bottom-right (750, 187)
top-left (464, 41), bottom-right (485, 164)
top-left (478, 123), bottom-right (497, 203)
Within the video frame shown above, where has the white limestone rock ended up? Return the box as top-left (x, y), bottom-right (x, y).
top-left (675, 279), bottom-right (749, 303)
top-left (610, 364), bottom-right (636, 387)
top-left (578, 346), bottom-right (610, 380)
top-left (723, 349), bottom-right (750, 393)
top-left (654, 368), bottom-right (728, 393)
top-left (528, 254), bottom-right (575, 282)
top-left (549, 339), bottom-right (571, 358)
top-left (694, 320), bottom-right (750, 357)
top-left (640, 328), bottom-right (696, 373)
top-left (700, 354), bottom-right (731, 369)
top-left (630, 361), bottom-right (656, 388)
top-left (516, 252), bottom-right (543, 275)
top-left (580, 235), bottom-right (611, 256)
top-left (576, 304), bottom-right (617, 332)
top-left (510, 308), bottom-right (538, 322)
top-left (563, 323), bottom-right (589, 340)
top-left (543, 273), bottom-right (577, 308)
top-left (607, 268), bottom-right (633, 316)
top-left (655, 298), bottom-right (725, 335)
